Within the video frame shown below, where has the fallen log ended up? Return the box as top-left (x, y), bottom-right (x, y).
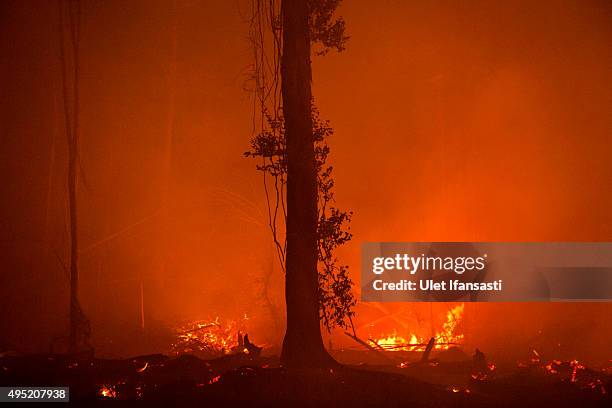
top-left (343, 332), bottom-right (396, 364)
top-left (375, 342), bottom-right (458, 350)
top-left (367, 338), bottom-right (387, 352)
top-left (180, 322), bottom-right (219, 334)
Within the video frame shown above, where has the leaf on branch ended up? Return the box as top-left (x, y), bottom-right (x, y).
top-left (246, 101), bottom-right (356, 332)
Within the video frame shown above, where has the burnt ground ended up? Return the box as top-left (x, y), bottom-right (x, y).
top-left (0, 351), bottom-right (610, 406)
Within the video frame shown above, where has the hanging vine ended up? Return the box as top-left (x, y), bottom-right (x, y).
top-left (244, 0), bottom-right (355, 332)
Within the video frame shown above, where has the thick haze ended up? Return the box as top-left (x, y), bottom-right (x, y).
top-left (1, 0), bottom-right (610, 362)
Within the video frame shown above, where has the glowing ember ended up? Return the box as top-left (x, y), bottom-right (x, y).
top-left (471, 362), bottom-right (496, 382)
top-left (98, 385), bottom-right (117, 399)
top-left (171, 317), bottom-right (244, 356)
top-left (570, 359), bottom-right (585, 383)
top-left (587, 379), bottom-right (607, 395)
top-left (518, 356), bottom-right (607, 395)
top-left (447, 385), bottom-right (471, 394)
top-left (372, 303), bottom-right (464, 351)
top-left (545, 360), bottom-right (562, 374)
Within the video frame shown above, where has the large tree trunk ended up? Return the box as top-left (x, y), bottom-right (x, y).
top-left (280, 0), bottom-right (335, 368)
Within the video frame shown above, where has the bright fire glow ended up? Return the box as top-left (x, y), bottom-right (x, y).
top-left (372, 303), bottom-right (465, 351)
top-left (171, 317), bottom-right (243, 355)
top-left (98, 385), bottom-right (117, 398)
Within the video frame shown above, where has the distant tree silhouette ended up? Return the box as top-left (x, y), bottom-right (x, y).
top-left (58, 0), bottom-right (90, 354)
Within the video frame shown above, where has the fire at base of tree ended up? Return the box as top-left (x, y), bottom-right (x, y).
top-left (0, 0), bottom-right (610, 406)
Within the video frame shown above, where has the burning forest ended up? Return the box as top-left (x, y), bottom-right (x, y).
top-left (1, 0), bottom-right (611, 406)
top-left (371, 303), bottom-right (465, 352)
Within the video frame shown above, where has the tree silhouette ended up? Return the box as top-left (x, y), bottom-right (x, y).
top-left (246, 0), bottom-right (351, 368)
top-left (281, 0), bottom-right (328, 368)
top-left (57, 0), bottom-right (90, 354)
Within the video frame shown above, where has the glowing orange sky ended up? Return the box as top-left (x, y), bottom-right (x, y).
top-left (0, 0), bottom-right (610, 358)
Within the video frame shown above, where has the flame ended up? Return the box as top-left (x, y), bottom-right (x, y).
top-left (373, 303), bottom-right (464, 351)
top-left (375, 333), bottom-right (421, 351)
top-left (171, 316), bottom-right (244, 355)
top-left (98, 385), bottom-right (117, 398)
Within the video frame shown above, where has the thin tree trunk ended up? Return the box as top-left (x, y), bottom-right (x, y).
top-left (139, 280), bottom-right (145, 330)
top-left (280, 0), bottom-right (335, 368)
top-left (153, 0), bottom-right (178, 330)
top-left (43, 92), bottom-right (58, 258)
top-left (58, 0), bottom-right (82, 354)
top-left (68, 92), bottom-right (79, 354)
top-left (162, 0), bottom-right (177, 206)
